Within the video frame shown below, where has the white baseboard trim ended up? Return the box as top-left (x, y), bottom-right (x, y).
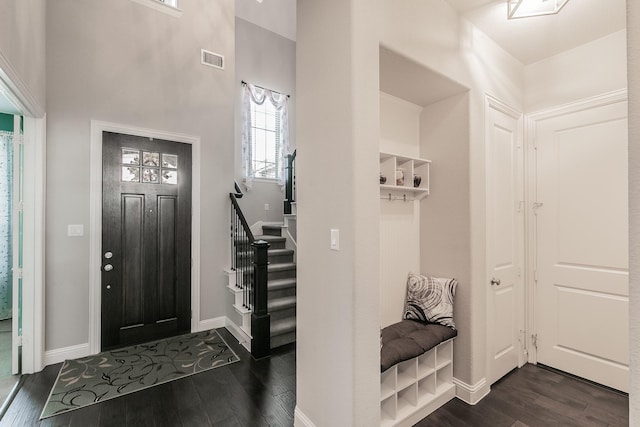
top-left (294, 406), bottom-right (316, 427)
top-left (453, 377), bottom-right (490, 405)
top-left (197, 316), bottom-right (226, 332)
top-left (225, 317), bottom-right (251, 352)
top-left (44, 343), bottom-right (90, 366)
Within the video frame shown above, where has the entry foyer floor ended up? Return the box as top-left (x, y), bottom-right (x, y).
top-left (0, 327), bottom-right (629, 426)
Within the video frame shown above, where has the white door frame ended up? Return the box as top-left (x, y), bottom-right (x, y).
top-left (524, 88), bottom-right (628, 365)
top-left (89, 120), bottom-right (201, 355)
top-left (0, 49), bottom-right (46, 374)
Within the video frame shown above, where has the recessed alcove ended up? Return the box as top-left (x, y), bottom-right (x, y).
top-left (379, 45), bottom-right (470, 425)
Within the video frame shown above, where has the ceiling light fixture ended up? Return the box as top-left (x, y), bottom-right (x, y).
top-left (507, 0), bottom-right (569, 19)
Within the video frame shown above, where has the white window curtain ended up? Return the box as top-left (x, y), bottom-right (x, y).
top-left (241, 83), bottom-right (290, 190)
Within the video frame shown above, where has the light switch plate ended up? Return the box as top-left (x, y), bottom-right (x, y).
top-left (330, 229), bottom-right (340, 251)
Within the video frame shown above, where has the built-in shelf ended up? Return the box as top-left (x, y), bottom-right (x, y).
top-left (380, 152), bottom-right (431, 201)
top-left (380, 339), bottom-right (455, 426)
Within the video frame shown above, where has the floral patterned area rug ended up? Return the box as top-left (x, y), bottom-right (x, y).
top-left (40, 329), bottom-right (239, 419)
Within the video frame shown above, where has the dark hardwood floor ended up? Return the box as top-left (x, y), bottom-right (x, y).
top-left (418, 364), bottom-right (629, 427)
top-left (0, 329), bottom-right (628, 427)
top-left (0, 328), bottom-right (295, 427)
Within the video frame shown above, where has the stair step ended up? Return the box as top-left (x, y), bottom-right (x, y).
top-left (237, 248), bottom-right (294, 260)
top-left (268, 248), bottom-right (294, 264)
top-left (268, 262), bottom-right (296, 280)
top-left (268, 277), bottom-right (296, 299)
top-left (271, 317), bottom-right (296, 337)
top-left (268, 277), bottom-right (296, 291)
top-left (262, 224), bottom-right (283, 236)
top-left (254, 235), bottom-right (287, 249)
top-left (268, 295), bottom-right (296, 311)
top-left (268, 262), bottom-right (296, 272)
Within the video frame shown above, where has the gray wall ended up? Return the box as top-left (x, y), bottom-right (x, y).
top-left (234, 17), bottom-right (296, 227)
top-left (420, 92), bottom-right (471, 380)
top-left (45, 0), bottom-right (235, 350)
top-left (0, 0), bottom-right (46, 111)
top-left (628, 0), bottom-right (640, 423)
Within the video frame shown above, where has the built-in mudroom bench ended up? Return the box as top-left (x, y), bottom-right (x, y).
top-left (380, 320), bottom-right (457, 427)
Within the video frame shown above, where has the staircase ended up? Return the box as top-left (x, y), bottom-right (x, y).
top-left (226, 216), bottom-right (297, 354)
top-left (228, 150), bottom-right (297, 356)
top-left (257, 224), bottom-right (297, 349)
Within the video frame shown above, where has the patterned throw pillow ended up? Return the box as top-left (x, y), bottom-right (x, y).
top-left (403, 273), bottom-right (457, 329)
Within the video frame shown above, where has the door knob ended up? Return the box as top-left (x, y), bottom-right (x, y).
top-left (104, 251), bottom-right (113, 259)
top-left (491, 277), bottom-right (501, 286)
top-left (104, 264), bottom-right (113, 272)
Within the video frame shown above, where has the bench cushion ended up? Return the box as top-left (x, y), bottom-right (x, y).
top-left (381, 320), bottom-right (457, 372)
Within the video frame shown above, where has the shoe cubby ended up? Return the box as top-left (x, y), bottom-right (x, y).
top-left (380, 339), bottom-right (456, 426)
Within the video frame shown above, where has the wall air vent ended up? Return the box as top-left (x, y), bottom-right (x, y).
top-left (201, 49), bottom-right (224, 70)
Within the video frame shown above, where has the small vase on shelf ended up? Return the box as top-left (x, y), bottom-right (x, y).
top-left (413, 174), bottom-right (422, 188)
top-left (380, 174), bottom-right (387, 184)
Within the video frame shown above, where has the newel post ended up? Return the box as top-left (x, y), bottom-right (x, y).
top-left (284, 153), bottom-right (294, 214)
top-left (251, 240), bottom-right (270, 359)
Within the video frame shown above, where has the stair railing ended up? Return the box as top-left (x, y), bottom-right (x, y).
top-left (284, 150), bottom-right (297, 215)
top-left (229, 184), bottom-right (271, 358)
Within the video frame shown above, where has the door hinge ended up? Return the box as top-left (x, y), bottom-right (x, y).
top-left (532, 334), bottom-right (538, 349)
top-left (12, 268), bottom-right (23, 279)
top-left (534, 269), bottom-right (538, 283)
top-left (16, 336), bottom-right (22, 346)
top-left (15, 201), bottom-right (23, 213)
top-left (517, 267), bottom-right (522, 278)
top-left (533, 202), bottom-right (544, 215)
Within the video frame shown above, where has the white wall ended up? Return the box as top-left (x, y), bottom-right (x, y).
top-left (420, 92), bottom-right (471, 328)
top-left (296, 0), bottom-right (380, 425)
top-left (380, 92), bottom-right (422, 158)
top-left (235, 0), bottom-right (296, 42)
top-left (234, 17), bottom-right (296, 227)
top-left (45, 0), bottom-right (235, 351)
top-left (379, 92), bottom-right (422, 328)
top-left (381, 0), bottom-right (524, 388)
top-left (525, 30), bottom-right (627, 112)
top-left (0, 0), bottom-right (46, 113)
top-left (628, 0), bottom-right (640, 423)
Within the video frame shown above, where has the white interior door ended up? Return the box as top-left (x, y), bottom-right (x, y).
top-left (486, 97), bottom-right (525, 385)
top-left (534, 98), bottom-right (629, 392)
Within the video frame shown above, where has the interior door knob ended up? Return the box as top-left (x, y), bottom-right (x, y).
top-left (104, 251), bottom-right (113, 259)
top-left (104, 264), bottom-right (113, 272)
top-left (491, 277), bottom-right (501, 286)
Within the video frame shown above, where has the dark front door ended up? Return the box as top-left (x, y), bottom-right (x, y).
top-left (101, 131), bottom-right (192, 350)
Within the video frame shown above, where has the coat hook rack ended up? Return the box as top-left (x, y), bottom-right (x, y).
top-left (381, 193), bottom-right (411, 202)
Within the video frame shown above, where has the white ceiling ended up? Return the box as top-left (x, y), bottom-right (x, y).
top-left (446, 0), bottom-right (627, 65)
top-left (236, 0), bottom-right (626, 65)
